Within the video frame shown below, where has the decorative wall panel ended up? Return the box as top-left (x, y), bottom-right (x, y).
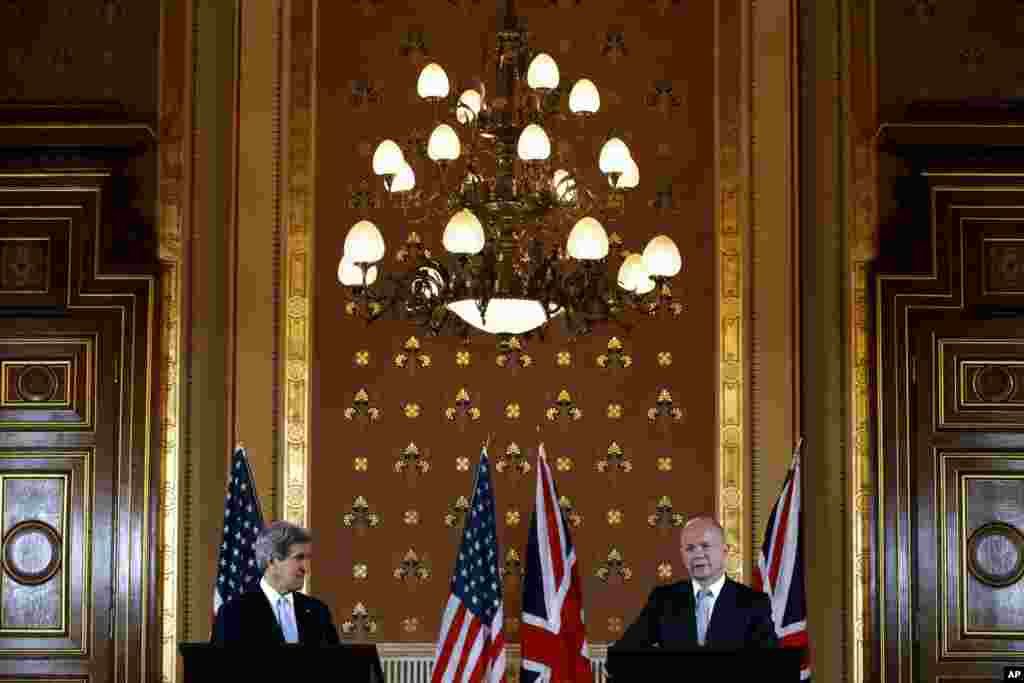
top-left (0, 451), bottom-right (90, 654)
top-left (939, 453), bottom-right (1024, 656)
top-left (0, 338), bottom-right (95, 429)
top-left (0, 219), bottom-right (70, 309)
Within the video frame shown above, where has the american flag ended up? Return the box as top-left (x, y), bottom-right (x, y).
top-left (753, 439), bottom-right (811, 680)
top-left (431, 449), bottom-right (507, 683)
top-left (520, 444), bottom-right (591, 683)
top-left (213, 447), bottom-right (265, 617)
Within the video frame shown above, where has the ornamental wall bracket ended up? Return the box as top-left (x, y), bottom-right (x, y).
top-left (395, 232), bottom-right (432, 264)
top-left (394, 336), bottom-right (431, 372)
top-left (502, 548), bottom-right (523, 582)
top-left (350, 78), bottom-right (384, 110)
top-left (444, 495), bottom-right (471, 529)
top-left (393, 548), bottom-right (432, 586)
top-left (647, 495), bottom-right (686, 532)
top-left (394, 442), bottom-right (430, 484)
top-left (597, 337), bottom-right (631, 369)
top-left (546, 388), bottom-right (582, 426)
top-left (344, 388), bottom-right (381, 426)
top-left (342, 496), bottom-right (381, 536)
top-left (496, 335), bottom-right (533, 369)
top-left (648, 388), bottom-right (685, 427)
top-left (495, 442), bottom-right (532, 478)
top-left (596, 547), bottom-right (632, 583)
top-left (559, 495), bottom-right (583, 528)
top-left (445, 387), bottom-right (481, 429)
top-left (596, 441), bottom-right (632, 478)
top-left (645, 80), bottom-right (682, 117)
top-left (341, 602), bottom-right (379, 640)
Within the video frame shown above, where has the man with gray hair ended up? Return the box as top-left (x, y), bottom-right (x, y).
top-left (212, 520), bottom-right (340, 646)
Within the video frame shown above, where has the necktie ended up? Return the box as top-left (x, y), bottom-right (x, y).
top-left (696, 588), bottom-right (712, 646)
top-left (277, 596), bottom-right (299, 643)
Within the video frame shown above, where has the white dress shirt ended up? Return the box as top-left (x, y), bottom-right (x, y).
top-left (260, 576), bottom-right (297, 638)
top-left (691, 572), bottom-right (727, 621)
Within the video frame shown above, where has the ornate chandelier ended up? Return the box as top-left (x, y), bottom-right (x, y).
top-left (339, 1), bottom-right (683, 339)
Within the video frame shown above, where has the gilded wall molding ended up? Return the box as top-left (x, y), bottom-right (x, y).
top-left (157, 0), bottom-right (193, 680)
top-left (715, 0), bottom-right (750, 582)
top-left (847, 2), bottom-right (877, 682)
top-left (280, 0), bottom-right (316, 529)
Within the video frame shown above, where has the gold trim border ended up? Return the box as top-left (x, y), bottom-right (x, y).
top-left (281, 0), bottom-right (316, 529)
top-left (715, 0), bottom-right (748, 582)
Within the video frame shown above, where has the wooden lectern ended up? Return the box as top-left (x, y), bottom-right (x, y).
top-left (178, 643), bottom-right (384, 682)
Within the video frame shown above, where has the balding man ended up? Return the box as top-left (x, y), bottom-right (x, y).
top-left (609, 516), bottom-right (777, 656)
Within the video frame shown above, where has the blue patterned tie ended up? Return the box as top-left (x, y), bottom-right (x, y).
top-left (277, 596), bottom-right (299, 643)
top-left (696, 588), bottom-right (712, 646)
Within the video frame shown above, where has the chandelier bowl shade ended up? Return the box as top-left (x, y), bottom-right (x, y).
top-left (567, 216), bottom-right (610, 260)
top-left (442, 209), bottom-right (486, 254)
top-left (344, 220), bottom-right (386, 264)
top-left (599, 137), bottom-right (632, 175)
top-left (616, 253), bottom-right (655, 294)
top-left (618, 157), bottom-right (640, 189)
top-left (390, 162), bottom-right (416, 193)
top-left (457, 89), bottom-right (482, 124)
top-left (642, 235), bottom-right (683, 277)
top-left (517, 124), bottom-right (551, 161)
top-left (416, 62), bottom-right (450, 99)
top-left (527, 53), bottom-right (560, 91)
top-left (427, 124), bottom-right (461, 161)
top-left (569, 78), bottom-right (600, 114)
top-left (372, 140), bottom-right (405, 176)
top-left (447, 297), bottom-right (563, 335)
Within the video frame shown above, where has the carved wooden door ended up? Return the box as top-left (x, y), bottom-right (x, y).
top-left (0, 164), bottom-right (157, 681)
top-left (878, 169), bottom-right (1024, 682)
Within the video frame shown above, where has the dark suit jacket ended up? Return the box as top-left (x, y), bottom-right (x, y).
top-left (608, 578), bottom-right (777, 657)
top-left (212, 588), bottom-right (340, 646)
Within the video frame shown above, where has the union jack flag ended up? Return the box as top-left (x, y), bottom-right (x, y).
top-left (431, 448), bottom-right (507, 683)
top-left (520, 444), bottom-right (592, 683)
top-left (213, 447), bottom-right (264, 617)
top-left (753, 438), bottom-right (811, 680)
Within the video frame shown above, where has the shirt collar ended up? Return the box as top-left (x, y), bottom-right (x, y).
top-left (692, 572), bottom-right (727, 599)
top-left (260, 576), bottom-right (294, 607)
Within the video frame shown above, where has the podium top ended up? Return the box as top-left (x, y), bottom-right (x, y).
top-left (178, 642), bottom-right (384, 682)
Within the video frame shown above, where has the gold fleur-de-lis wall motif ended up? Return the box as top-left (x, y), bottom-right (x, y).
top-left (445, 387), bottom-right (481, 424)
top-left (394, 442), bottom-right (430, 476)
top-left (342, 496), bottom-right (381, 531)
top-left (505, 403), bottom-right (521, 420)
top-left (645, 80), bottom-right (683, 117)
top-left (344, 388), bottom-right (381, 422)
top-left (648, 389), bottom-right (685, 423)
top-left (353, 563), bottom-right (368, 581)
top-left (399, 25), bottom-right (429, 64)
top-left (495, 442), bottom-right (532, 476)
top-left (657, 351), bottom-right (673, 366)
top-left (353, 350), bottom-right (371, 367)
top-left (556, 350), bottom-right (572, 367)
top-left (601, 27), bottom-right (628, 63)
top-left (546, 389), bottom-right (582, 422)
top-left (647, 495), bottom-right (686, 529)
top-left (596, 547), bottom-right (633, 582)
top-left (505, 508), bottom-right (521, 527)
top-left (657, 562), bottom-right (674, 581)
top-left (606, 403), bottom-right (623, 419)
top-left (395, 232), bottom-right (432, 263)
top-left (597, 337), bottom-right (632, 369)
top-left (596, 442), bottom-right (633, 474)
top-left (455, 350), bottom-right (472, 367)
top-left (341, 602), bottom-right (379, 639)
top-left (559, 495), bottom-right (583, 528)
top-left (608, 616), bottom-right (624, 633)
top-left (444, 495), bottom-right (470, 528)
top-left (393, 548), bottom-right (431, 584)
top-left (496, 335), bottom-right (533, 369)
top-left (394, 336), bottom-right (431, 370)
top-left (350, 78), bottom-right (383, 109)
top-left (503, 548), bottom-right (523, 581)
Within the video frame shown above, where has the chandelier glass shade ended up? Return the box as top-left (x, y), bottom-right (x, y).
top-left (339, 2), bottom-right (684, 339)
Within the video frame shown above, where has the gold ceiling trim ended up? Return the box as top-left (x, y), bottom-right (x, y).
top-left (281, 0), bottom-right (316, 531)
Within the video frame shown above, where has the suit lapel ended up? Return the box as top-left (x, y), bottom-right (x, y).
top-left (705, 579), bottom-right (735, 646)
top-left (667, 581), bottom-right (698, 647)
top-left (254, 590), bottom-right (286, 644)
top-left (293, 593), bottom-right (313, 644)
